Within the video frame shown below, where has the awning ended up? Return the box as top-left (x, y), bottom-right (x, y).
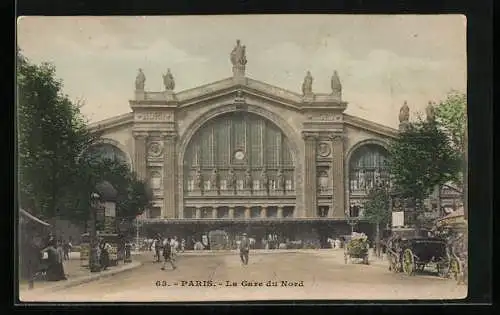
top-left (140, 217), bottom-right (363, 225)
top-left (19, 208), bottom-right (51, 226)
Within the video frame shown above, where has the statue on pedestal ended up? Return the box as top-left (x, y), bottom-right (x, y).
top-left (261, 168), bottom-right (269, 193)
top-left (228, 168), bottom-right (236, 190)
top-left (230, 39), bottom-right (247, 67)
top-left (302, 71), bottom-right (313, 96)
top-left (210, 168), bottom-right (219, 191)
top-left (399, 101), bottom-right (410, 123)
top-left (244, 168), bottom-right (252, 190)
top-left (426, 101), bottom-right (436, 122)
top-left (162, 69), bottom-right (175, 91)
top-left (135, 68), bottom-right (146, 91)
top-left (276, 169), bottom-right (284, 191)
top-left (194, 167), bottom-right (203, 191)
top-left (331, 70), bottom-right (342, 98)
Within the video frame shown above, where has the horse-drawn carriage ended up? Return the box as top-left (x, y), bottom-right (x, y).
top-left (343, 233), bottom-right (369, 265)
top-left (385, 232), bottom-right (462, 281)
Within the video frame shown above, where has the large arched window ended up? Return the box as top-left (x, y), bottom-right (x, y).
top-left (184, 112), bottom-right (295, 195)
top-left (84, 143), bottom-right (128, 165)
top-left (349, 144), bottom-right (389, 194)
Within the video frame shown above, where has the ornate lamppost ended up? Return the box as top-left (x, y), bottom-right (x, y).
top-left (89, 192), bottom-right (102, 272)
top-left (346, 204), bottom-right (359, 234)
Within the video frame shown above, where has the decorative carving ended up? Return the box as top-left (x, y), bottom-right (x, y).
top-left (302, 71), bottom-right (313, 96)
top-left (135, 68), bottom-right (146, 91)
top-left (317, 142), bottom-right (331, 157)
top-left (136, 112), bottom-right (173, 121)
top-left (399, 101), bottom-right (410, 123)
top-left (234, 149), bottom-right (245, 161)
top-left (261, 168), bottom-right (269, 192)
top-left (426, 101), bottom-right (436, 122)
top-left (162, 69), bottom-right (175, 91)
top-left (302, 131), bottom-right (319, 140)
top-left (331, 70), bottom-right (342, 98)
top-left (148, 141), bottom-right (163, 157)
top-left (133, 131), bottom-right (148, 138)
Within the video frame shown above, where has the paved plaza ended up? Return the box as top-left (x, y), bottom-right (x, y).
top-left (20, 250), bottom-right (467, 302)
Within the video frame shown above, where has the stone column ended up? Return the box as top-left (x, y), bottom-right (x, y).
top-left (277, 206), bottom-right (284, 218)
top-left (244, 207), bottom-right (251, 219)
top-left (162, 132), bottom-right (177, 218)
top-left (302, 132), bottom-right (318, 217)
top-left (260, 206), bottom-right (267, 218)
top-left (228, 207), bottom-right (235, 219)
top-left (212, 207), bottom-right (218, 219)
top-left (331, 134), bottom-right (345, 218)
top-left (195, 207), bottom-right (201, 219)
top-left (133, 131), bottom-right (148, 180)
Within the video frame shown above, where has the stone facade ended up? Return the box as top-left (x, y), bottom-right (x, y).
top-left (88, 43), bottom-right (400, 222)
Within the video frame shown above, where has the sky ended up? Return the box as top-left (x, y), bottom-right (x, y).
top-left (17, 15), bottom-right (467, 128)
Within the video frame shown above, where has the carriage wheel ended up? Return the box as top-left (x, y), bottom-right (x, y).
top-left (450, 258), bottom-right (462, 282)
top-left (402, 249), bottom-right (415, 276)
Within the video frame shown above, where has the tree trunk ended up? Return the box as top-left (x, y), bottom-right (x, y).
top-left (375, 222), bottom-right (381, 258)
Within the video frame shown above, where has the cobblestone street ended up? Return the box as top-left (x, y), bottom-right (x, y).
top-left (20, 250), bottom-right (467, 302)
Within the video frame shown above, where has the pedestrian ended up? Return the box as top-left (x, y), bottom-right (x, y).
top-left (154, 235), bottom-right (162, 263)
top-left (181, 238), bottom-right (186, 252)
top-left (170, 237), bottom-right (178, 261)
top-left (42, 239), bottom-right (67, 281)
top-left (99, 239), bottom-right (111, 271)
top-left (63, 238), bottom-right (72, 260)
top-left (239, 233), bottom-right (250, 265)
top-left (161, 237), bottom-right (176, 270)
top-left (124, 239), bottom-right (132, 263)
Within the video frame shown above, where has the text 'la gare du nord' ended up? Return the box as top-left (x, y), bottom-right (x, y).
top-left (155, 280), bottom-right (305, 287)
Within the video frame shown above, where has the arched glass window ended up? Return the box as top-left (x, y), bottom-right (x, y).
top-left (85, 143), bottom-right (128, 165)
top-left (349, 144), bottom-right (389, 194)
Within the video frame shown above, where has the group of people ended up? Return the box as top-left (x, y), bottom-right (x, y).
top-left (28, 234), bottom-right (70, 286)
top-left (151, 234), bottom-right (179, 270)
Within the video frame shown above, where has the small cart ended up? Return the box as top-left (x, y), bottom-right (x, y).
top-left (343, 233), bottom-right (369, 265)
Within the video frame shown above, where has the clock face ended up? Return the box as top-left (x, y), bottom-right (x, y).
top-left (234, 150), bottom-right (245, 161)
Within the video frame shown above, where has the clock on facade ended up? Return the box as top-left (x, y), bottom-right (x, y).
top-left (234, 150), bottom-right (246, 161)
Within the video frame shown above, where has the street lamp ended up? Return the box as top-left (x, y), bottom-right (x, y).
top-left (346, 205), bottom-right (359, 234)
top-left (89, 192), bottom-right (101, 272)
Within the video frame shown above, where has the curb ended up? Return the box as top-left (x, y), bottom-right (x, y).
top-left (24, 261), bottom-right (142, 295)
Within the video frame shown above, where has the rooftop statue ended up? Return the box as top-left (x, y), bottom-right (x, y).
top-left (135, 68), bottom-right (146, 91)
top-left (331, 70), bottom-right (342, 97)
top-left (399, 101), bottom-right (410, 123)
top-left (426, 101), bottom-right (436, 122)
top-left (302, 71), bottom-right (313, 96)
top-left (162, 68), bottom-right (175, 91)
top-left (230, 39), bottom-right (247, 67)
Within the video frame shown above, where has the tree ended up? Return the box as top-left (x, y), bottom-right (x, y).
top-left (17, 53), bottom-right (100, 221)
top-left (363, 184), bottom-right (391, 257)
top-left (389, 119), bottom-right (462, 202)
top-left (434, 91), bottom-right (467, 214)
top-left (66, 155), bottom-right (152, 229)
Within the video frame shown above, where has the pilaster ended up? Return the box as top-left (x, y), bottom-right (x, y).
top-left (260, 206), bottom-right (267, 218)
top-left (162, 132), bottom-right (178, 218)
top-left (330, 134), bottom-right (345, 218)
top-left (277, 206), bottom-right (284, 218)
top-left (133, 131), bottom-right (148, 180)
top-left (302, 132), bottom-right (319, 217)
top-left (244, 207), bottom-right (251, 219)
top-left (228, 207), bottom-right (235, 219)
top-left (195, 207), bottom-right (201, 219)
top-left (212, 207), bottom-right (218, 219)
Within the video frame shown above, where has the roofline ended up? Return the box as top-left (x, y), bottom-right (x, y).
top-left (88, 112), bottom-right (134, 133)
top-left (343, 114), bottom-right (399, 139)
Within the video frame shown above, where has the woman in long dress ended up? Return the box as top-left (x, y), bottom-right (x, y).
top-left (42, 239), bottom-right (66, 281)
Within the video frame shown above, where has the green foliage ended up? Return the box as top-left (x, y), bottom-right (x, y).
top-left (434, 91), bottom-right (467, 190)
top-left (363, 184), bottom-right (391, 226)
top-left (68, 156), bottom-right (153, 223)
top-left (17, 52), bottom-right (98, 219)
top-left (389, 119), bottom-right (462, 200)
top-left (17, 53), bottom-right (152, 225)
top-left (346, 238), bottom-right (368, 257)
